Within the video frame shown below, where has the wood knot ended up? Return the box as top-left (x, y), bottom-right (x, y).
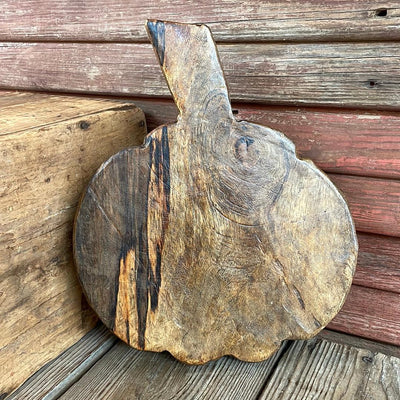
top-left (234, 136), bottom-right (254, 162)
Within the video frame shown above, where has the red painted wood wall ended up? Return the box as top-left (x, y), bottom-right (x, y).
top-left (1, 1), bottom-right (399, 346)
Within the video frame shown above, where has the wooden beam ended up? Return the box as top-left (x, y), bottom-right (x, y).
top-left (1, 1), bottom-right (399, 42)
top-left (1, 42), bottom-right (400, 109)
top-left (0, 93), bottom-right (147, 395)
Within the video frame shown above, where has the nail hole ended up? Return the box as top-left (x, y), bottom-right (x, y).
top-left (362, 356), bottom-right (373, 363)
top-left (79, 121), bottom-right (90, 130)
top-left (368, 79), bottom-right (378, 88)
top-left (45, 177), bottom-right (51, 183)
top-left (375, 8), bottom-right (388, 17)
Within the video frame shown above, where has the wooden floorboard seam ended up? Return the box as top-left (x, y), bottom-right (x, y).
top-left (255, 341), bottom-right (294, 400)
top-left (42, 338), bottom-right (118, 400)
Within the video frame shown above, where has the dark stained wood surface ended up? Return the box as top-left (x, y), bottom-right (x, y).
top-left (1, 42), bottom-right (400, 109)
top-left (74, 21), bottom-right (357, 364)
top-left (1, 1), bottom-right (400, 42)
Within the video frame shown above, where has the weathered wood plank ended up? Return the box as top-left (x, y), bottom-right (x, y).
top-left (135, 99), bottom-right (400, 180)
top-left (0, 94), bottom-right (147, 395)
top-left (328, 285), bottom-right (400, 346)
top-left (1, 1), bottom-right (400, 42)
top-left (1, 42), bottom-right (400, 109)
top-left (58, 340), bottom-right (288, 400)
top-left (6, 324), bottom-right (117, 400)
top-left (259, 336), bottom-right (400, 399)
top-left (318, 329), bottom-right (400, 358)
top-left (354, 233), bottom-right (400, 293)
top-left (329, 174), bottom-right (400, 237)
top-left (0, 93), bottom-right (144, 135)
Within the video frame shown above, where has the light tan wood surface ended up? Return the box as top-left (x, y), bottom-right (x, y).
top-left (0, 92), bottom-right (146, 395)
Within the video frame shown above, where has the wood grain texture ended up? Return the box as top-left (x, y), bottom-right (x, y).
top-left (318, 329), bottom-right (400, 358)
top-left (1, 41), bottom-right (400, 109)
top-left (354, 233), bottom-right (400, 293)
top-left (135, 99), bottom-right (400, 180)
top-left (329, 174), bottom-right (400, 237)
top-left (7, 324), bottom-right (117, 400)
top-left (328, 285), bottom-right (400, 346)
top-left (74, 21), bottom-right (357, 364)
top-left (58, 340), bottom-right (288, 400)
top-left (259, 336), bottom-right (400, 400)
top-left (1, 1), bottom-right (400, 42)
top-left (0, 93), bottom-right (147, 395)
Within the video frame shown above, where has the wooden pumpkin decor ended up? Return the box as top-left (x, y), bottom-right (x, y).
top-left (73, 20), bottom-right (358, 364)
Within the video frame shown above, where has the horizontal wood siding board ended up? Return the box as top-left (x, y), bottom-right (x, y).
top-left (134, 99), bottom-right (400, 180)
top-left (355, 233), bottom-right (400, 294)
top-left (328, 285), bottom-right (400, 346)
top-left (1, 42), bottom-right (400, 109)
top-left (1, 1), bottom-right (400, 42)
top-left (329, 174), bottom-right (400, 237)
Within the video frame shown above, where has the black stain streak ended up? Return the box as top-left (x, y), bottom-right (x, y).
top-left (137, 126), bottom-right (170, 349)
top-left (270, 140), bottom-right (291, 208)
top-left (293, 285), bottom-right (305, 309)
top-left (362, 356), bottom-right (374, 363)
top-left (147, 20), bottom-right (166, 65)
top-left (313, 316), bottom-right (322, 328)
top-left (149, 126), bottom-right (170, 312)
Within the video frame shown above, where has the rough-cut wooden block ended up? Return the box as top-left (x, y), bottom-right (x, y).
top-left (74, 21), bottom-right (357, 364)
top-left (0, 92), bottom-right (146, 396)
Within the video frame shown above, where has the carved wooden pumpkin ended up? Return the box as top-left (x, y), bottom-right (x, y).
top-left (73, 20), bottom-right (358, 364)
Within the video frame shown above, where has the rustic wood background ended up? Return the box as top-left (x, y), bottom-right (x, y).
top-left (1, 0), bottom-right (399, 353)
top-left (0, 92), bottom-right (147, 395)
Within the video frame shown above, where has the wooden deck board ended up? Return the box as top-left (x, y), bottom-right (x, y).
top-left (1, 1), bottom-right (400, 43)
top-left (6, 324), bottom-right (117, 400)
top-left (259, 336), bottom-right (400, 400)
top-left (58, 341), bottom-right (288, 400)
top-left (1, 42), bottom-right (400, 109)
top-left (7, 324), bottom-right (399, 400)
